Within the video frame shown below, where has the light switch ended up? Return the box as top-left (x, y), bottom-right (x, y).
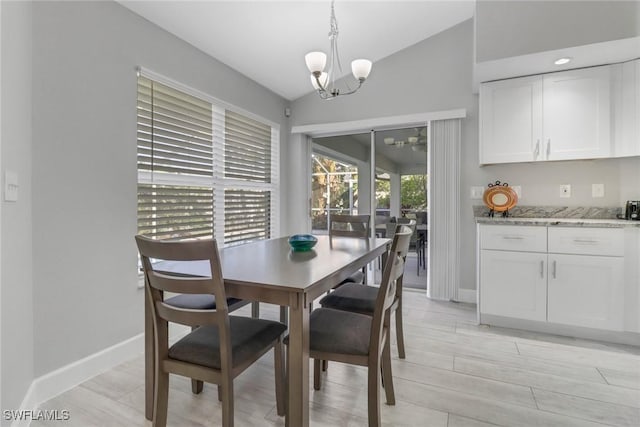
top-left (592, 183), bottom-right (605, 198)
top-left (559, 184), bottom-right (571, 198)
top-left (4, 171), bottom-right (18, 202)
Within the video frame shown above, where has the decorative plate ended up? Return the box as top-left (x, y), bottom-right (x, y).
top-left (288, 234), bottom-right (318, 252)
top-left (483, 181), bottom-right (518, 212)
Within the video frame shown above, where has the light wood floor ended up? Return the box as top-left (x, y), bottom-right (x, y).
top-left (33, 292), bottom-right (640, 426)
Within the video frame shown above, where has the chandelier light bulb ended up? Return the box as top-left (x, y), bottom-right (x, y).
top-left (351, 59), bottom-right (372, 80)
top-left (384, 137), bottom-right (395, 145)
top-left (305, 52), bottom-right (327, 73)
top-left (408, 136), bottom-right (418, 145)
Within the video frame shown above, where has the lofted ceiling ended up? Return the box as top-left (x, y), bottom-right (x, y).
top-left (118, 0), bottom-right (475, 101)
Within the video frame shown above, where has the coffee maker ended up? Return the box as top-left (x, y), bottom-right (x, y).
top-left (625, 201), bottom-right (640, 220)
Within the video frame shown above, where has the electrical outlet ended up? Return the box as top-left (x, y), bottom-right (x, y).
top-left (559, 184), bottom-right (571, 198)
top-left (592, 183), bottom-right (605, 198)
top-left (470, 186), bottom-right (485, 199)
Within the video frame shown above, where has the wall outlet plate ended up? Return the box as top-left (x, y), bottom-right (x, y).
top-left (470, 186), bottom-right (485, 199)
top-left (592, 183), bottom-right (605, 198)
top-left (559, 184), bottom-right (571, 198)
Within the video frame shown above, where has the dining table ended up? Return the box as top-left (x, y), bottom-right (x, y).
top-left (144, 234), bottom-right (390, 427)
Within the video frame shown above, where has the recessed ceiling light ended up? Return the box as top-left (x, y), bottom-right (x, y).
top-left (554, 57), bottom-right (572, 65)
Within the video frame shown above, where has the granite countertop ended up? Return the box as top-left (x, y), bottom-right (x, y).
top-left (473, 206), bottom-right (640, 228)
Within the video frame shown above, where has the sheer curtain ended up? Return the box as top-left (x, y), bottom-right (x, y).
top-left (427, 119), bottom-right (461, 301)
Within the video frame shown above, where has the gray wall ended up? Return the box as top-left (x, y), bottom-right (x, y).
top-left (291, 19), bottom-right (640, 291)
top-left (1, 1), bottom-right (34, 416)
top-left (475, 0), bottom-right (639, 62)
top-left (30, 0), bottom-right (289, 377)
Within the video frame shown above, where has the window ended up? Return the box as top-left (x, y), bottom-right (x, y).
top-left (137, 72), bottom-right (279, 246)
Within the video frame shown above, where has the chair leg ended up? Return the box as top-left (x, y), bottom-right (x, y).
top-left (322, 359), bottom-right (328, 372)
top-left (191, 379), bottom-right (203, 394)
top-left (218, 385), bottom-right (223, 402)
top-left (313, 359), bottom-right (322, 390)
top-left (395, 304), bottom-right (406, 359)
top-left (220, 376), bottom-right (234, 427)
top-left (279, 306), bottom-right (288, 326)
top-left (382, 336), bottom-right (395, 405)
top-left (274, 339), bottom-right (286, 416)
top-left (190, 326), bottom-right (204, 394)
top-left (367, 359), bottom-right (382, 427)
top-left (251, 301), bottom-right (260, 318)
top-left (153, 370), bottom-right (169, 427)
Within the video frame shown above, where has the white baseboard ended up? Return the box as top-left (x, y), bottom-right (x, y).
top-left (11, 320), bottom-right (192, 426)
top-left (457, 288), bottom-right (477, 304)
top-left (11, 333), bottom-right (144, 427)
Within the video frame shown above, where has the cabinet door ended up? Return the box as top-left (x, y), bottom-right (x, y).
top-left (543, 66), bottom-right (611, 160)
top-left (480, 250), bottom-right (547, 321)
top-left (548, 254), bottom-right (624, 331)
top-left (480, 76), bottom-right (543, 164)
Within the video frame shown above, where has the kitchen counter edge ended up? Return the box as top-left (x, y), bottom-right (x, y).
top-left (475, 217), bottom-right (640, 228)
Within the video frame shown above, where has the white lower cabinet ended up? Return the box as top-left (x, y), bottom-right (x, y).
top-left (480, 250), bottom-right (547, 321)
top-left (548, 254), bottom-right (624, 330)
top-left (479, 224), bottom-right (627, 335)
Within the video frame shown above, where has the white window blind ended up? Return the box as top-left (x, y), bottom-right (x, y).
top-left (137, 71), bottom-right (279, 245)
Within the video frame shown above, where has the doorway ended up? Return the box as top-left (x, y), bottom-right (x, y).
top-left (311, 127), bottom-right (428, 291)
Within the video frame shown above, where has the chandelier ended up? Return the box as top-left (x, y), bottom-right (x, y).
top-left (304, 0), bottom-right (372, 100)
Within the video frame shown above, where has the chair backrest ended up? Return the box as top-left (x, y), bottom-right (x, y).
top-left (329, 214), bottom-right (370, 238)
top-left (397, 219), bottom-right (417, 243)
top-left (135, 236), bottom-right (229, 329)
top-left (369, 226), bottom-right (412, 355)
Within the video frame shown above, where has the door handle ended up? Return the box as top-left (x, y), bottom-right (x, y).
top-left (546, 139), bottom-right (551, 159)
top-left (534, 139), bottom-right (540, 160)
top-left (502, 236), bottom-right (524, 240)
top-left (552, 260), bottom-right (557, 279)
top-left (540, 260), bottom-right (544, 278)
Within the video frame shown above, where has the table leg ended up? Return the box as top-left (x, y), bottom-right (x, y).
top-left (286, 292), bottom-right (309, 427)
top-left (144, 292), bottom-right (153, 421)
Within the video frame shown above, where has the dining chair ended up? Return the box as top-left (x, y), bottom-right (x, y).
top-left (135, 236), bottom-right (286, 427)
top-left (319, 223), bottom-right (411, 359)
top-left (397, 219), bottom-right (421, 275)
top-left (306, 226), bottom-right (412, 427)
top-left (329, 214), bottom-right (371, 285)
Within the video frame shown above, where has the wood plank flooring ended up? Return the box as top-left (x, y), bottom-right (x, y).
top-left (32, 292), bottom-right (640, 426)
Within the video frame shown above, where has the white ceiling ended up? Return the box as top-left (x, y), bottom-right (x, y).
top-left (118, 0), bottom-right (475, 100)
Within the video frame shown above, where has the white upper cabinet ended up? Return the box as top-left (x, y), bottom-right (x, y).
top-left (612, 59), bottom-right (640, 157)
top-left (543, 66), bottom-right (611, 160)
top-left (480, 76), bottom-right (543, 164)
top-left (480, 65), bottom-right (613, 164)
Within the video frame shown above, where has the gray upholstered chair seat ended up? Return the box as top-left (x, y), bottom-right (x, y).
top-left (164, 294), bottom-right (243, 310)
top-left (319, 282), bottom-right (377, 315)
top-left (168, 316), bottom-right (286, 369)
top-left (340, 270), bottom-right (365, 285)
top-left (309, 308), bottom-right (371, 356)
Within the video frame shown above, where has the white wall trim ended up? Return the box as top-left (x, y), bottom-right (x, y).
top-left (10, 333), bottom-right (144, 427)
top-left (457, 289), bottom-right (477, 304)
top-left (291, 109), bottom-right (466, 137)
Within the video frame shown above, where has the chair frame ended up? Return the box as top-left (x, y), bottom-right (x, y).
top-left (311, 226), bottom-right (412, 427)
top-left (136, 236), bottom-right (285, 427)
top-left (329, 214), bottom-right (371, 238)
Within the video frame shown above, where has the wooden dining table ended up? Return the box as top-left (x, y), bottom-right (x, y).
top-left (144, 234), bottom-right (390, 427)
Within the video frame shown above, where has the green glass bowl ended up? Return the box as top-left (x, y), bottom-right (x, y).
top-left (288, 234), bottom-right (318, 252)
